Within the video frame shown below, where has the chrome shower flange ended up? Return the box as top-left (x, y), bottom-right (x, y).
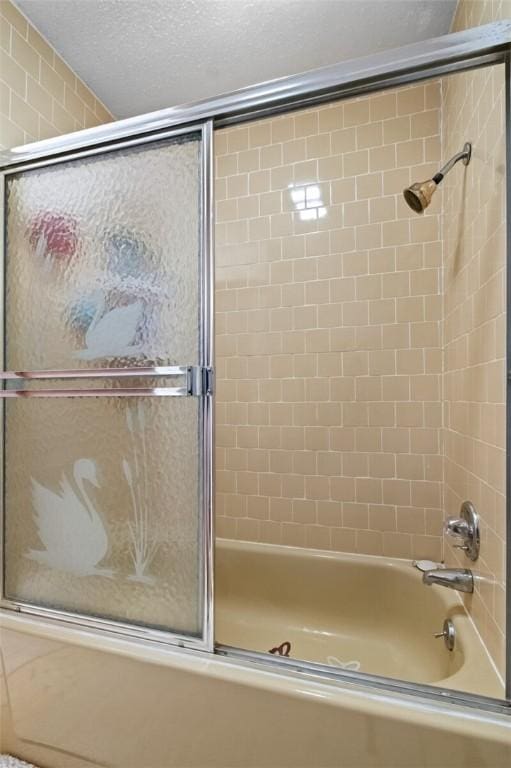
top-left (458, 501), bottom-right (480, 561)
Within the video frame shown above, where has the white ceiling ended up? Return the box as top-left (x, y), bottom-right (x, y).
top-left (15, 0), bottom-right (457, 119)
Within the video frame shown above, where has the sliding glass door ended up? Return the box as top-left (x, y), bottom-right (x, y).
top-left (0, 123), bottom-right (213, 650)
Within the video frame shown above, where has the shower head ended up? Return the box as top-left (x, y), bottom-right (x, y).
top-left (403, 142), bottom-right (472, 214)
top-left (403, 179), bottom-right (437, 214)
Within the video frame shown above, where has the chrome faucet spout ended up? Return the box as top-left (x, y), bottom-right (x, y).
top-left (422, 568), bottom-right (474, 594)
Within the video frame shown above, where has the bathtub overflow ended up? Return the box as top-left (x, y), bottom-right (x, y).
top-left (434, 618), bottom-right (455, 651)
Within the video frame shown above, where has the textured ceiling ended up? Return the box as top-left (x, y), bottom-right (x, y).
top-left (15, 0), bottom-right (457, 119)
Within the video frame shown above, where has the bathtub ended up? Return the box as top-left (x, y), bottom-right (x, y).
top-left (215, 539), bottom-right (504, 698)
top-left (0, 539), bottom-right (510, 767)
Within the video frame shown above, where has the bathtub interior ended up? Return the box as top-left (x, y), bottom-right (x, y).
top-left (214, 539), bottom-right (503, 699)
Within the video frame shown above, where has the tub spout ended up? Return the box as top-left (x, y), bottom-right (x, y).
top-left (422, 568), bottom-right (474, 593)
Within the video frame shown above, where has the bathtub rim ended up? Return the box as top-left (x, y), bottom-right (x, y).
top-left (1, 603), bottom-right (510, 721)
top-left (217, 535), bottom-right (442, 570)
top-left (1, 539), bottom-right (508, 717)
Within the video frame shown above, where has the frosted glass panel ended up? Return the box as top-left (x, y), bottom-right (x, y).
top-left (4, 396), bottom-right (202, 635)
top-left (2, 128), bottom-right (209, 643)
top-left (5, 133), bottom-right (201, 371)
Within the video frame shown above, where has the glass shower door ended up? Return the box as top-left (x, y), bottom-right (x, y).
top-left (0, 123), bottom-right (213, 649)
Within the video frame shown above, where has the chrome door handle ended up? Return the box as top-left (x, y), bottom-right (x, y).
top-left (0, 365), bottom-right (213, 398)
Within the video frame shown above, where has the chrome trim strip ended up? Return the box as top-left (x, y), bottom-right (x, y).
top-left (0, 21), bottom-right (510, 169)
top-left (200, 120), bottom-right (215, 652)
top-left (218, 52), bottom-right (504, 128)
top-left (0, 125), bottom-right (202, 175)
top-left (0, 599), bottom-right (207, 651)
top-left (0, 166), bottom-right (4, 608)
top-left (0, 387), bottom-right (190, 398)
top-left (506, 53), bottom-right (511, 701)
top-left (0, 365), bottom-right (190, 380)
top-left (215, 645), bottom-right (511, 716)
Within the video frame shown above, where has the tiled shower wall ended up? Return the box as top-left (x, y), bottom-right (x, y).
top-left (440, 0), bottom-right (507, 679)
top-left (215, 82), bottom-right (444, 560)
top-left (0, 0), bottom-right (112, 151)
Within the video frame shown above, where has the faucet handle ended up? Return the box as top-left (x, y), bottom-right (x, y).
top-left (444, 517), bottom-right (470, 539)
top-left (443, 502), bottom-right (480, 562)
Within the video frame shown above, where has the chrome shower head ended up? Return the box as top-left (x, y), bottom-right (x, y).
top-left (403, 142), bottom-right (472, 214)
top-left (403, 179), bottom-right (438, 214)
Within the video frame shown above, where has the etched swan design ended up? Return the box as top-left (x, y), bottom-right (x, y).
top-left (28, 458), bottom-right (112, 576)
top-left (74, 293), bottom-right (144, 361)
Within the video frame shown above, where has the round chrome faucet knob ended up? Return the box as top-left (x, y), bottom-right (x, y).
top-left (444, 517), bottom-right (470, 538)
top-left (443, 502), bottom-right (480, 562)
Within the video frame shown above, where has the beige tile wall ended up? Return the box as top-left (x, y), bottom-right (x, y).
top-left (215, 82), bottom-right (445, 561)
top-left (441, 0), bottom-right (508, 681)
top-left (0, 0), bottom-right (112, 150)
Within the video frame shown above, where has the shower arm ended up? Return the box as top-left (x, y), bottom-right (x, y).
top-left (433, 142), bottom-right (472, 185)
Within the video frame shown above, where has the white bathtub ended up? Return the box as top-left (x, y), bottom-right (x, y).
top-left (0, 539), bottom-right (510, 767)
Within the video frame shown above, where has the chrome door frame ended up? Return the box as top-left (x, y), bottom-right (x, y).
top-left (0, 120), bottom-right (215, 653)
top-left (0, 19), bottom-right (510, 712)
